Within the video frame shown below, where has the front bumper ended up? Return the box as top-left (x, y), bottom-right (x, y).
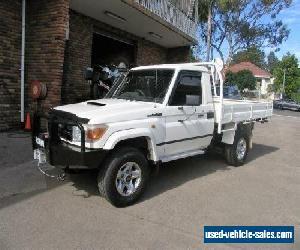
top-left (32, 110), bottom-right (107, 169)
top-left (48, 142), bottom-right (107, 169)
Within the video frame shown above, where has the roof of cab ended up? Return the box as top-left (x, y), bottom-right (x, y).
top-left (131, 63), bottom-right (209, 72)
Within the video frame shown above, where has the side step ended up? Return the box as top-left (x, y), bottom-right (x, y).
top-left (160, 149), bottom-right (205, 163)
top-left (221, 128), bottom-right (235, 133)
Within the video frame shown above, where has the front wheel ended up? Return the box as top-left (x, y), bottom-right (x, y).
top-left (224, 130), bottom-right (250, 167)
top-left (97, 147), bottom-right (150, 207)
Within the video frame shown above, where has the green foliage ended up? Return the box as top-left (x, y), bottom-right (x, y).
top-left (291, 93), bottom-right (300, 102)
top-left (225, 70), bottom-right (256, 90)
top-left (231, 47), bottom-right (266, 68)
top-left (267, 84), bottom-right (275, 93)
top-left (224, 71), bottom-right (236, 84)
top-left (267, 51), bottom-right (279, 73)
top-left (273, 53), bottom-right (300, 97)
top-left (197, 0), bottom-right (211, 22)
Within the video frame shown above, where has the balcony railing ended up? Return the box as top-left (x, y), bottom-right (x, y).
top-left (129, 0), bottom-right (198, 40)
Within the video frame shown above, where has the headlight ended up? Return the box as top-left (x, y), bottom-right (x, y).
top-left (72, 126), bottom-right (82, 142)
top-left (86, 125), bottom-right (108, 141)
top-left (72, 125), bottom-right (107, 143)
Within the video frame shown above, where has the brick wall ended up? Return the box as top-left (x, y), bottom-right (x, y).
top-left (0, 0), bottom-right (22, 131)
top-left (62, 11), bottom-right (92, 104)
top-left (0, 2), bottom-right (191, 130)
top-left (167, 46), bottom-right (191, 63)
top-left (63, 10), bottom-right (171, 104)
top-left (64, 10), bottom-right (127, 104)
top-left (26, 0), bottom-right (69, 112)
top-left (136, 40), bottom-right (167, 66)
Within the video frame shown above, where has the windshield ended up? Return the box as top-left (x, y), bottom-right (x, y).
top-left (106, 69), bottom-right (174, 103)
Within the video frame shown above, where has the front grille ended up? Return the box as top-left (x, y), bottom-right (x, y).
top-left (58, 124), bottom-right (73, 141)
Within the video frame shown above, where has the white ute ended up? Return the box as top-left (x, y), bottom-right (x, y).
top-left (33, 60), bottom-right (272, 207)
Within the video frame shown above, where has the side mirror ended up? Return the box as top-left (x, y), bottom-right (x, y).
top-left (84, 67), bottom-right (94, 80)
top-left (186, 95), bottom-right (200, 106)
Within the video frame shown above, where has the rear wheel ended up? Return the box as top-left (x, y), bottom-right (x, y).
top-left (97, 147), bottom-right (150, 207)
top-left (225, 128), bottom-right (250, 167)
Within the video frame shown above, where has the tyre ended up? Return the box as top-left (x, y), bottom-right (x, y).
top-left (224, 128), bottom-right (250, 167)
top-left (97, 147), bottom-right (150, 207)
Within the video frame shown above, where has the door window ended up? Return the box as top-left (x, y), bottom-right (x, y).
top-left (169, 71), bottom-right (202, 106)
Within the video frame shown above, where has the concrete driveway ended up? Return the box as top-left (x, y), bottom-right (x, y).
top-left (0, 110), bottom-right (299, 249)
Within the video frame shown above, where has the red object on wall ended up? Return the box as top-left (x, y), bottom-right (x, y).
top-left (31, 80), bottom-right (47, 99)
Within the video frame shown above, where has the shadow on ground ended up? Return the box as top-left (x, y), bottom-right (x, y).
top-left (0, 143), bottom-right (279, 210)
top-left (69, 143), bottom-right (279, 203)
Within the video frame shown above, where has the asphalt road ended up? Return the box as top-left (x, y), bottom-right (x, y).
top-left (0, 110), bottom-right (299, 249)
top-left (273, 108), bottom-right (300, 118)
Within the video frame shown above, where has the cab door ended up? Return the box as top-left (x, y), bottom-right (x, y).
top-left (162, 70), bottom-right (214, 157)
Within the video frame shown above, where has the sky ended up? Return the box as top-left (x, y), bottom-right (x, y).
top-left (274, 0), bottom-right (300, 62)
top-left (196, 0), bottom-right (300, 64)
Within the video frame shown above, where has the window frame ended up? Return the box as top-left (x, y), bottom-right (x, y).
top-left (107, 68), bottom-right (175, 103)
top-left (167, 70), bottom-right (203, 106)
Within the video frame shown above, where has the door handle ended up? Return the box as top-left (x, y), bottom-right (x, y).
top-left (178, 106), bottom-right (184, 111)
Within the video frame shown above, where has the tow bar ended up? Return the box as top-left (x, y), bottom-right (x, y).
top-left (34, 148), bottom-right (66, 181)
top-left (37, 162), bottom-right (66, 181)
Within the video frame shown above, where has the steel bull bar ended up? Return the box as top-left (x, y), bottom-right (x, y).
top-left (32, 109), bottom-right (88, 151)
top-left (32, 109), bottom-right (105, 180)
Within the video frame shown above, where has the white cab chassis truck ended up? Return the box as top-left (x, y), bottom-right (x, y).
top-left (32, 61), bottom-right (272, 207)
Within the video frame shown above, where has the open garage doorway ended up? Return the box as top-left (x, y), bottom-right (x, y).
top-left (91, 33), bottom-right (136, 69)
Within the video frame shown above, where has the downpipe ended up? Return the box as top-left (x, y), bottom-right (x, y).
top-left (20, 0), bottom-right (26, 124)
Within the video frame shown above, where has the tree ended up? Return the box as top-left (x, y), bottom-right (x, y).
top-left (196, 0), bottom-right (291, 63)
top-left (206, 1), bottom-right (213, 61)
top-left (267, 51), bottom-right (279, 74)
top-left (225, 70), bottom-right (256, 90)
top-left (273, 53), bottom-right (300, 97)
top-left (224, 71), bottom-right (236, 84)
top-left (231, 46), bottom-right (266, 68)
top-left (196, 0), bottom-right (214, 61)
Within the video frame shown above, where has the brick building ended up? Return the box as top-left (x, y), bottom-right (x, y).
top-left (0, 0), bottom-right (198, 130)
